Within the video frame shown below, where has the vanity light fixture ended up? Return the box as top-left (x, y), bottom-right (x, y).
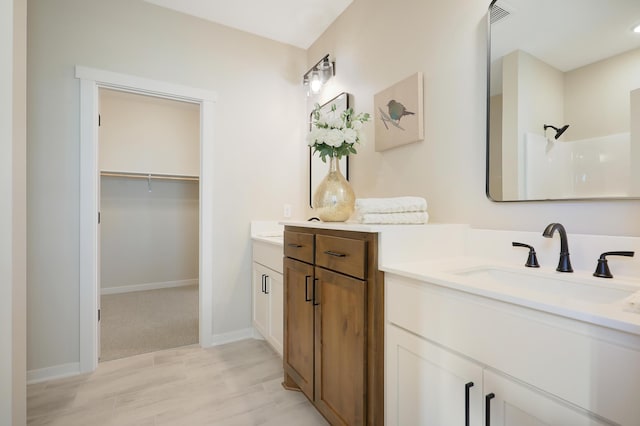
top-left (303, 54), bottom-right (335, 96)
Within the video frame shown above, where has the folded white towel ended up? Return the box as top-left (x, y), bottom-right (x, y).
top-left (355, 197), bottom-right (427, 214)
top-left (623, 291), bottom-right (640, 314)
top-left (355, 212), bottom-right (429, 225)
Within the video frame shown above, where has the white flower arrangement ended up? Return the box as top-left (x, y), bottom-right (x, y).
top-left (307, 103), bottom-right (370, 162)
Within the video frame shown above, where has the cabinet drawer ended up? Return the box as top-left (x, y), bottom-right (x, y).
top-left (316, 234), bottom-right (366, 279)
top-left (284, 231), bottom-right (314, 263)
top-left (253, 241), bottom-right (283, 274)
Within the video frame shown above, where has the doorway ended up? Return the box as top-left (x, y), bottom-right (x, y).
top-left (76, 66), bottom-right (216, 373)
top-left (98, 88), bottom-right (200, 361)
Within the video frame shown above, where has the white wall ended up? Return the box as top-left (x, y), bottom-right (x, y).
top-left (27, 0), bottom-right (307, 373)
top-left (488, 94), bottom-right (502, 199)
top-left (100, 178), bottom-right (199, 291)
top-left (500, 51), bottom-right (519, 199)
top-left (1, 0), bottom-right (26, 423)
top-left (565, 47), bottom-right (640, 141)
top-left (632, 88), bottom-right (640, 196)
top-left (99, 89), bottom-right (200, 176)
top-left (306, 0), bottom-right (640, 235)
top-left (516, 51), bottom-right (564, 199)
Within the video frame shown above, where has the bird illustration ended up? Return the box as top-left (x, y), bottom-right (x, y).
top-left (386, 100), bottom-right (414, 122)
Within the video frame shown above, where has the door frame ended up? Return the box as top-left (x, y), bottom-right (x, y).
top-left (76, 66), bottom-right (217, 373)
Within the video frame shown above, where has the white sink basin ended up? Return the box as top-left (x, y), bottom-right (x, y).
top-left (451, 266), bottom-right (634, 305)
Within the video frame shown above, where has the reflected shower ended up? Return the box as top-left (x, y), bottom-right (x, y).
top-left (544, 124), bottom-right (570, 140)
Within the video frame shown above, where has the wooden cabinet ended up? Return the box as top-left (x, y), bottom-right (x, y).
top-left (252, 240), bottom-right (284, 356)
top-left (386, 274), bottom-right (635, 425)
top-left (314, 267), bottom-right (366, 425)
top-left (283, 257), bottom-right (314, 399)
top-left (283, 226), bottom-right (383, 425)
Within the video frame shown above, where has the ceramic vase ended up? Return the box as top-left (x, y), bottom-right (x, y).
top-left (313, 156), bottom-right (355, 222)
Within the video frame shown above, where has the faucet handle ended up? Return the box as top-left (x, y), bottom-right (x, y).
top-left (512, 242), bottom-right (540, 268)
top-left (593, 251), bottom-right (635, 278)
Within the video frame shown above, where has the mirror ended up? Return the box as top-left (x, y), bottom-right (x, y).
top-left (487, 0), bottom-right (640, 201)
top-left (309, 92), bottom-right (349, 207)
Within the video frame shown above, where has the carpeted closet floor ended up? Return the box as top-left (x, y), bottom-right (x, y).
top-left (100, 284), bottom-right (199, 361)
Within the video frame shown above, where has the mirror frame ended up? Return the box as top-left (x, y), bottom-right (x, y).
top-left (486, 0), bottom-right (495, 201)
top-left (485, 0), bottom-right (640, 202)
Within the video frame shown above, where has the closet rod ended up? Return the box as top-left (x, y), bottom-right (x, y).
top-left (100, 171), bottom-right (199, 182)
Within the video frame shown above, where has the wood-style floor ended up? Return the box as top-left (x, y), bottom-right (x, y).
top-left (27, 339), bottom-right (328, 425)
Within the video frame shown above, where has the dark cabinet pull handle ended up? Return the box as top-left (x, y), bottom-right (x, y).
top-left (261, 274), bottom-right (266, 293)
top-left (287, 243), bottom-right (303, 248)
top-left (485, 393), bottom-right (495, 426)
top-left (465, 382), bottom-right (474, 426)
top-left (312, 278), bottom-right (320, 306)
top-left (304, 275), bottom-right (312, 302)
top-left (264, 275), bottom-right (269, 294)
top-left (324, 250), bottom-right (346, 257)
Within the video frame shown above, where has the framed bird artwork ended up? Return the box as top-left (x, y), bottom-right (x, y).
top-left (374, 72), bottom-right (424, 151)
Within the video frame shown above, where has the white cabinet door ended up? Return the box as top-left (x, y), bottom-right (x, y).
top-left (386, 324), bottom-right (484, 426)
top-left (267, 271), bottom-right (283, 356)
top-left (253, 262), bottom-right (284, 357)
top-left (483, 369), bottom-right (614, 426)
top-left (252, 263), bottom-right (269, 339)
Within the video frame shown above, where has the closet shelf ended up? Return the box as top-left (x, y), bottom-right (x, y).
top-left (100, 170), bottom-right (199, 182)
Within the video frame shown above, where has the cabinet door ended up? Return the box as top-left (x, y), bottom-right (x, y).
top-left (267, 270), bottom-right (284, 356)
top-left (252, 263), bottom-right (269, 339)
top-left (314, 267), bottom-right (367, 426)
top-left (386, 324), bottom-right (484, 426)
top-left (483, 369), bottom-right (614, 426)
top-left (283, 258), bottom-right (315, 400)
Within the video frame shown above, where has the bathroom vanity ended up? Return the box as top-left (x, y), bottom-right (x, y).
top-left (382, 225), bottom-right (640, 426)
top-left (270, 221), bottom-right (640, 425)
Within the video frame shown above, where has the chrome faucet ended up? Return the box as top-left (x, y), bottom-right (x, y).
top-left (542, 223), bottom-right (573, 272)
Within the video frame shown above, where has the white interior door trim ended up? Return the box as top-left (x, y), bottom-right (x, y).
top-left (76, 66), bottom-right (217, 373)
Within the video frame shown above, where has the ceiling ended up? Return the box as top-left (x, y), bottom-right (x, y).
top-left (491, 0), bottom-right (640, 71)
top-left (490, 0), bottom-right (640, 95)
top-left (144, 0), bottom-right (353, 49)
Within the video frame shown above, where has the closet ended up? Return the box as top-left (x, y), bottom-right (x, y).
top-left (98, 88), bottom-right (200, 361)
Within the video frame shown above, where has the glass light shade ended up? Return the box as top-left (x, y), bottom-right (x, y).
top-left (310, 71), bottom-right (323, 94)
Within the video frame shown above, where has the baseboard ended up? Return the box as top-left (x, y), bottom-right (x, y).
top-left (27, 362), bottom-right (81, 385)
top-left (252, 328), bottom-right (266, 340)
top-left (101, 279), bottom-right (198, 295)
top-left (206, 328), bottom-right (254, 347)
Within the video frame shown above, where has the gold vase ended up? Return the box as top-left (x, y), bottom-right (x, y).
top-left (313, 156), bottom-right (355, 222)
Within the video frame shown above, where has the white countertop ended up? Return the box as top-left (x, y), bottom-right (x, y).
top-left (252, 234), bottom-right (283, 246)
top-left (251, 220), bottom-right (283, 247)
top-left (382, 256), bottom-right (640, 336)
top-left (259, 219), bottom-right (640, 336)
top-left (279, 220), bottom-right (433, 233)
